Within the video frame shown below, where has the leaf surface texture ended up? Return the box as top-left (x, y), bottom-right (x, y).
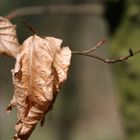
top-left (0, 16), bottom-right (19, 58)
top-left (7, 35), bottom-right (71, 140)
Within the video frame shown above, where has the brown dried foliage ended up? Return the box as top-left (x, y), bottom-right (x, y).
top-left (0, 16), bottom-right (19, 58)
top-left (0, 17), bottom-right (71, 140)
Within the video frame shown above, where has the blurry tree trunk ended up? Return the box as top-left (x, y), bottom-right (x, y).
top-left (39, 1), bottom-right (126, 140)
top-left (58, 15), bottom-right (126, 140)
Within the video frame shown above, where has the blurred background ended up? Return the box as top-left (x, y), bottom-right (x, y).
top-left (0, 0), bottom-right (140, 140)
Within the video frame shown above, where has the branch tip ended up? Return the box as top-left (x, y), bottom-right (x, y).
top-left (129, 48), bottom-right (133, 56)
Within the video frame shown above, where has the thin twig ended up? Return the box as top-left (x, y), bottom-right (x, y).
top-left (72, 40), bottom-right (140, 63)
top-left (5, 4), bottom-right (104, 20)
top-left (22, 21), bottom-right (37, 34)
top-left (72, 38), bottom-right (107, 54)
top-left (72, 50), bottom-right (140, 63)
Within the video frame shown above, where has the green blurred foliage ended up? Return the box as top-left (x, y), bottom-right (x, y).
top-left (110, 0), bottom-right (140, 140)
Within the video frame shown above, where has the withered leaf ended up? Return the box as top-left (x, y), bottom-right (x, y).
top-left (7, 35), bottom-right (71, 140)
top-left (0, 16), bottom-right (19, 58)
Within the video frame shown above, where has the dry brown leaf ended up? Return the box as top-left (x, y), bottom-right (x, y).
top-left (0, 16), bottom-right (19, 58)
top-left (7, 35), bottom-right (71, 140)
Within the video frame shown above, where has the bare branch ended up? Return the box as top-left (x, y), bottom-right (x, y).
top-left (5, 4), bottom-right (104, 20)
top-left (4, 5), bottom-right (140, 64)
top-left (72, 40), bottom-right (140, 63)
